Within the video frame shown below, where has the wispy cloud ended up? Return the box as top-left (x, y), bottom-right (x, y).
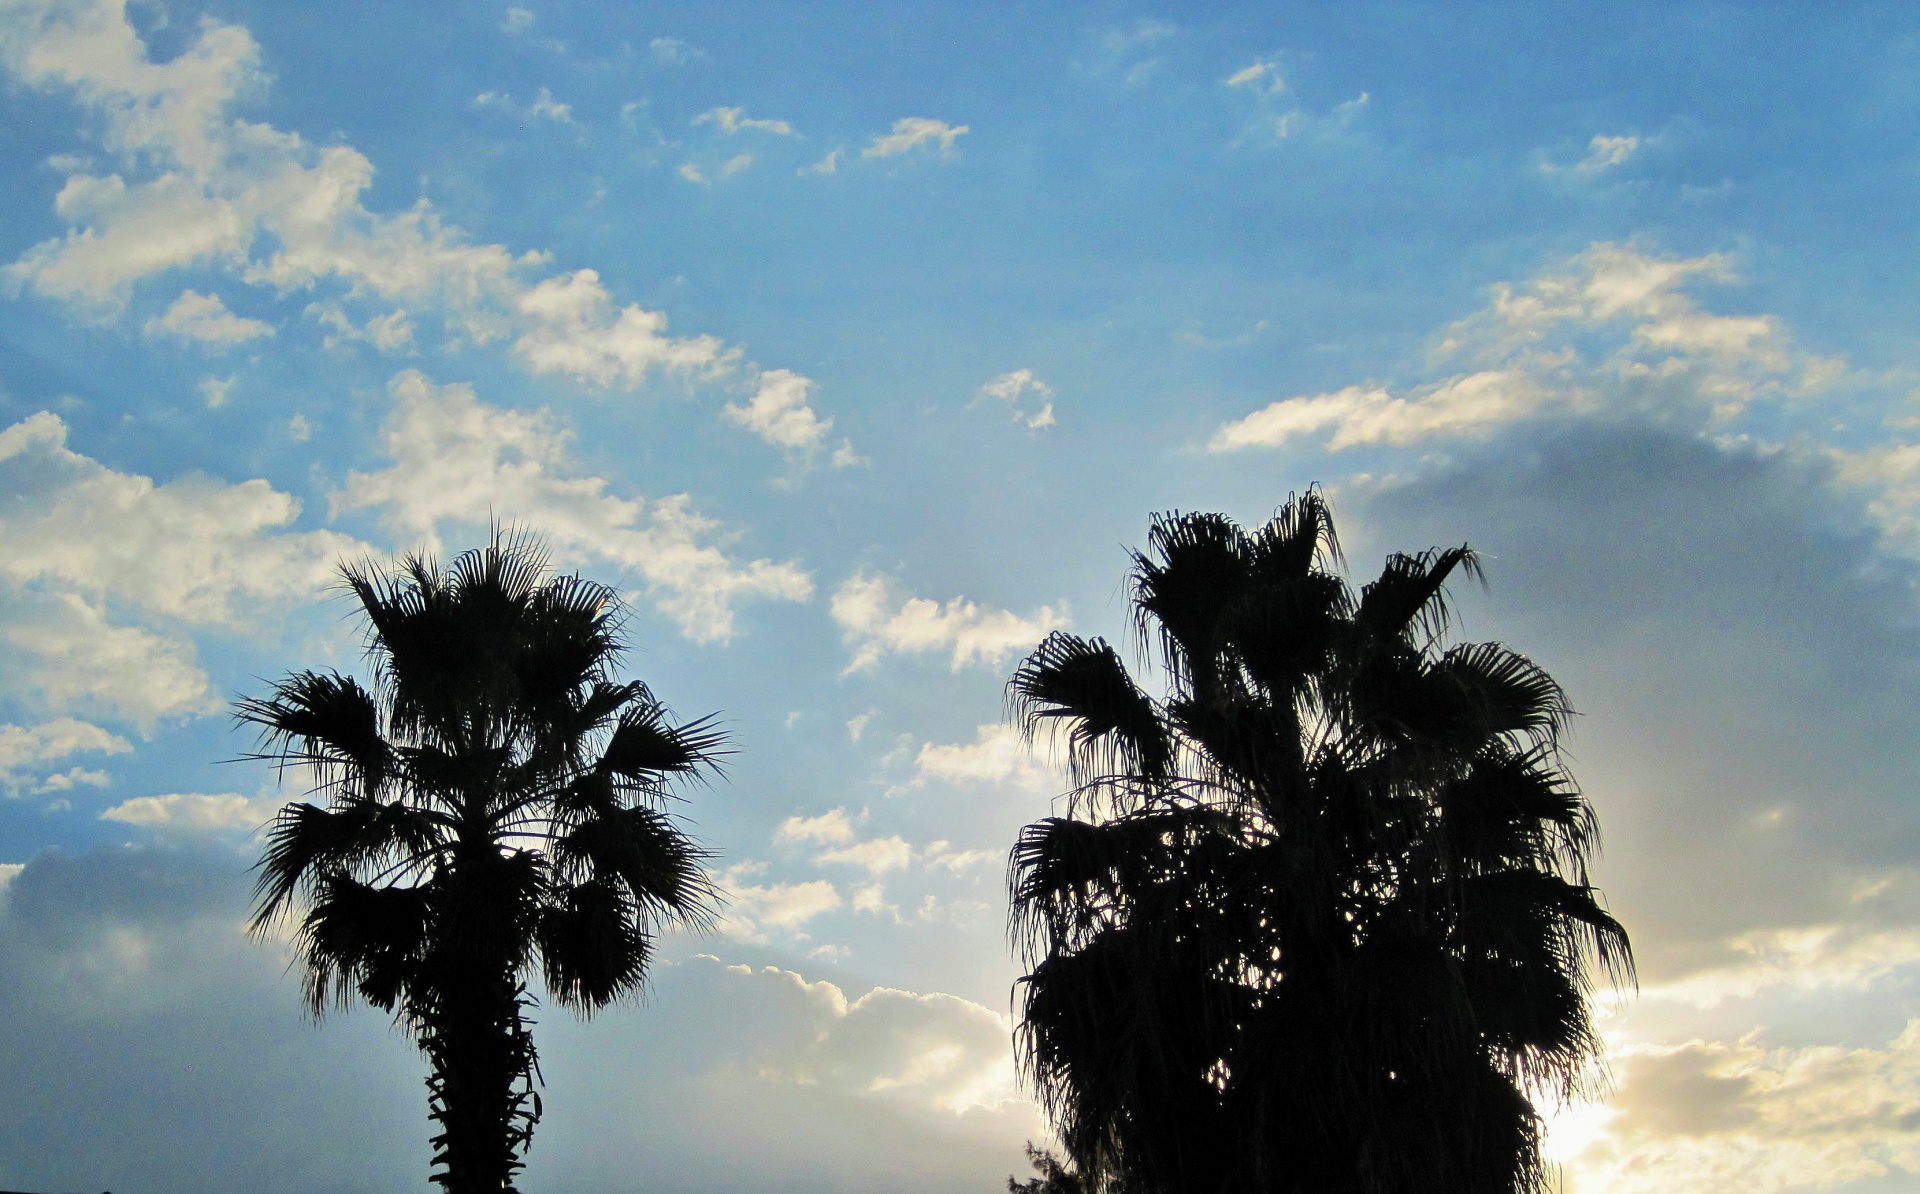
top-left (694, 106), bottom-right (795, 136)
top-left (863, 117), bottom-right (969, 159)
top-left (831, 572), bottom-right (1065, 673)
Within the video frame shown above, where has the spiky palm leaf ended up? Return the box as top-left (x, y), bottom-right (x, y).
top-left (1008, 493), bottom-right (1631, 1194)
top-left (240, 531), bottom-right (722, 1194)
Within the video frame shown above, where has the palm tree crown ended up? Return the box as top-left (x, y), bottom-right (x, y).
top-left (1006, 494), bottom-right (1631, 1194)
top-left (239, 533), bottom-right (722, 1193)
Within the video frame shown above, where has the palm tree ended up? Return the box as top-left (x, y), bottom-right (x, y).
top-left (238, 533), bottom-right (723, 1194)
top-left (1006, 494), bottom-right (1631, 1194)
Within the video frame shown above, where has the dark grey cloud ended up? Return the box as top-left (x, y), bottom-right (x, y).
top-left (0, 845), bottom-right (1035, 1193)
top-left (1353, 424), bottom-right (1920, 978)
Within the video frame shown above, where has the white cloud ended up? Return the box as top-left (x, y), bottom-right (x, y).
top-left (846, 711), bottom-right (874, 741)
top-left (716, 864), bottom-right (843, 943)
top-left (976, 369), bottom-right (1057, 429)
top-left (801, 148), bottom-right (841, 176)
top-left (501, 7), bottom-right (534, 33)
top-left (1, 3), bottom-right (734, 392)
top-left (648, 37), bottom-right (702, 66)
top-left (143, 289), bottom-right (272, 345)
top-left (721, 153), bottom-right (753, 178)
top-left (722, 369), bottom-right (857, 463)
top-left (1225, 61), bottom-right (1282, 92)
top-left (694, 106), bottom-right (795, 136)
top-left (287, 414), bottom-right (313, 441)
top-left (512, 268), bottom-right (733, 387)
top-left (914, 724), bottom-right (1053, 790)
top-left (4, 591), bottom-right (216, 726)
top-left (0, 410), bottom-right (358, 626)
top-left (863, 117), bottom-right (969, 159)
top-left (776, 808), bottom-right (860, 847)
top-left (530, 86), bottom-right (571, 123)
top-left (333, 371), bottom-right (813, 642)
top-left (697, 957), bottom-right (1024, 1114)
top-left (1212, 244), bottom-right (1807, 455)
top-left (197, 374), bottom-right (233, 407)
top-left (678, 162), bottom-right (707, 185)
top-left (308, 301), bottom-right (414, 352)
top-left (1566, 133), bottom-right (1640, 176)
top-left (1210, 371), bottom-right (1540, 452)
top-left (99, 791), bottom-right (275, 832)
top-left (830, 571), bottom-right (1065, 673)
top-left (0, 717), bottom-right (129, 792)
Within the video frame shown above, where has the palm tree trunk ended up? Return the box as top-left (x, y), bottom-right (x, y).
top-left (422, 966), bottom-right (541, 1193)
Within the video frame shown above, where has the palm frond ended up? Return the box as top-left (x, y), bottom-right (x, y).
top-left (1009, 633), bottom-right (1172, 785)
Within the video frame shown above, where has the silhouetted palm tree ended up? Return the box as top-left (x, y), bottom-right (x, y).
top-left (239, 533), bottom-right (722, 1194)
top-left (1006, 494), bottom-right (1631, 1194)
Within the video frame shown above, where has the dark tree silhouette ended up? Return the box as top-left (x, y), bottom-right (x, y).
top-left (239, 533), bottom-right (722, 1193)
top-left (1006, 494), bottom-right (1631, 1194)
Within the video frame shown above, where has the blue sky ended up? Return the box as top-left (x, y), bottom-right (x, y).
top-left (4, 2), bottom-right (1920, 1191)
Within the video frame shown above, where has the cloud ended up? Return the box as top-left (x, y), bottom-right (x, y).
top-left (197, 374), bottom-right (233, 407)
top-left (99, 792), bottom-right (275, 833)
top-left (501, 7), bottom-right (534, 33)
top-left (3, 592), bottom-right (217, 726)
top-left (976, 369), bottom-right (1057, 429)
top-left (1, 3), bottom-right (734, 392)
top-left (333, 371), bottom-right (813, 642)
top-left (530, 86), bottom-right (572, 123)
top-left (802, 148), bottom-right (842, 175)
top-left (830, 571), bottom-right (1066, 673)
top-left (1211, 243), bottom-right (1804, 455)
top-left (513, 268), bottom-right (734, 387)
top-left (143, 289), bottom-right (272, 345)
top-left (777, 808), bottom-right (860, 847)
top-left (307, 301), bottom-right (414, 352)
top-left (648, 36), bottom-right (703, 66)
top-left (863, 118), bottom-right (969, 159)
top-left (1224, 60), bottom-right (1282, 93)
top-left (715, 863), bottom-right (843, 943)
top-left (1210, 371), bottom-right (1540, 451)
top-left (678, 162), bottom-right (707, 185)
top-left (721, 152), bottom-right (753, 177)
top-left (0, 411), bottom-right (358, 626)
top-left (1545, 133), bottom-right (1641, 177)
top-left (723, 369), bottom-right (858, 464)
top-left (913, 724), bottom-right (1054, 791)
top-left (0, 718), bottom-right (129, 792)
top-left (815, 837), bottom-right (914, 876)
top-left (694, 106), bottom-right (795, 136)
top-left (1562, 1027), bottom-right (1920, 1194)
top-left (0, 846), bottom-right (1038, 1191)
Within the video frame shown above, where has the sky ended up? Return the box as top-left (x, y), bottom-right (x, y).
top-left (1, 1), bottom-right (1919, 1191)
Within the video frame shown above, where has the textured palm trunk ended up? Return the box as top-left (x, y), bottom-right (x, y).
top-left (423, 966), bottom-right (541, 1193)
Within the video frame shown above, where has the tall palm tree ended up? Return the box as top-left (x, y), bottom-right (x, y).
top-left (238, 533), bottom-right (723, 1194)
top-left (1006, 494), bottom-right (1632, 1194)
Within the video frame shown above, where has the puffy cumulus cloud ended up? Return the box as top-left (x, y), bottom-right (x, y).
top-left (831, 571), bottom-right (1065, 674)
top-left (723, 369), bottom-right (861, 465)
top-left (1211, 243), bottom-right (1806, 456)
top-left (914, 724), bottom-right (1055, 791)
top-left (333, 371), bottom-right (813, 642)
top-left (863, 117), bottom-right (969, 159)
top-left (2, 591), bottom-right (215, 726)
top-left (722, 962), bottom-right (1020, 1113)
top-left (512, 268), bottom-right (733, 388)
top-left (1, 1), bottom-right (734, 392)
top-left (693, 105), bottom-right (795, 136)
top-left (976, 369), bottom-right (1057, 430)
top-left (142, 288), bottom-right (272, 345)
top-left (308, 301), bottom-right (414, 353)
top-left (0, 406), bottom-right (353, 729)
top-left (0, 716), bottom-right (129, 792)
top-left (775, 808), bottom-right (994, 880)
top-left (0, 410), bottom-right (358, 626)
top-left (714, 862), bottom-right (843, 944)
top-left (98, 792), bottom-right (278, 833)
top-left (1560, 1027), bottom-right (1920, 1193)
